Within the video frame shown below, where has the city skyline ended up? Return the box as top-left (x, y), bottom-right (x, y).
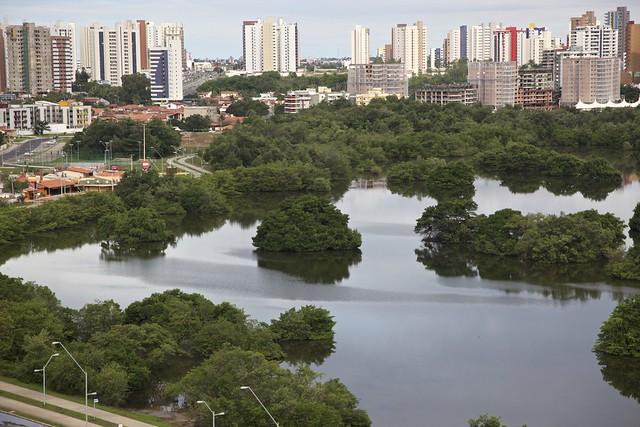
top-left (0, 0), bottom-right (630, 58)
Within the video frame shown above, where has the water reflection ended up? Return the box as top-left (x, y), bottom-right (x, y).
top-left (256, 250), bottom-right (362, 284)
top-left (415, 243), bottom-right (632, 301)
top-left (281, 340), bottom-right (336, 366)
top-left (597, 353), bottom-right (640, 403)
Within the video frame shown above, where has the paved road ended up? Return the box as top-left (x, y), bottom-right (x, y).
top-left (0, 396), bottom-right (102, 427)
top-left (168, 155), bottom-right (210, 177)
top-left (0, 381), bottom-right (155, 427)
top-left (0, 138), bottom-right (55, 164)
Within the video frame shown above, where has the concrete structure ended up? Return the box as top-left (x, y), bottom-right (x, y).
top-left (284, 87), bottom-right (350, 113)
top-left (560, 57), bottom-right (621, 106)
top-left (51, 22), bottom-right (78, 76)
top-left (468, 23), bottom-right (502, 61)
top-left (391, 21), bottom-right (428, 74)
top-left (347, 63), bottom-right (408, 97)
top-left (155, 23), bottom-right (186, 70)
top-left (569, 25), bottom-right (618, 58)
top-left (5, 23), bottom-right (53, 95)
top-left (149, 34), bottom-right (183, 102)
top-left (351, 25), bottom-right (370, 65)
top-left (429, 48), bottom-right (441, 69)
top-left (415, 83), bottom-right (478, 105)
top-left (443, 28), bottom-right (461, 65)
top-left (547, 47), bottom-right (597, 90)
top-left (80, 21), bottom-right (142, 85)
top-left (516, 67), bottom-right (554, 109)
top-left (570, 11), bottom-right (597, 31)
top-left (0, 24), bottom-right (6, 92)
top-left (243, 18), bottom-right (299, 73)
top-left (355, 88), bottom-right (392, 105)
top-left (625, 22), bottom-right (640, 82)
top-left (467, 61), bottom-right (517, 107)
top-left (605, 6), bottom-right (630, 60)
top-left (0, 101), bottom-right (91, 133)
top-left (459, 25), bottom-right (468, 60)
top-left (51, 36), bottom-right (74, 93)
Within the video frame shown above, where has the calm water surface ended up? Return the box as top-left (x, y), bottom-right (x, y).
top-left (2, 178), bottom-right (640, 427)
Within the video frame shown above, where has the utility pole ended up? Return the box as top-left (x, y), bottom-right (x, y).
top-left (143, 123), bottom-right (146, 161)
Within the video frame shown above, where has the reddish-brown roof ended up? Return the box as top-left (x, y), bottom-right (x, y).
top-left (39, 178), bottom-right (76, 189)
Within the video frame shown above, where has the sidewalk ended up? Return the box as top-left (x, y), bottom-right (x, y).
top-left (0, 396), bottom-right (102, 427)
top-left (0, 381), bottom-right (156, 427)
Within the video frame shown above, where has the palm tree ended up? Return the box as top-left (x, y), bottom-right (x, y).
top-left (33, 120), bottom-right (51, 135)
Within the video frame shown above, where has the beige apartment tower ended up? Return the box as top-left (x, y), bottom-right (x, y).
top-left (560, 57), bottom-right (621, 106)
top-left (467, 61), bottom-right (517, 107)
top-left (5, 23), bottom-right (53, 95)
top-left (391, 21), bottom-right (428, 74)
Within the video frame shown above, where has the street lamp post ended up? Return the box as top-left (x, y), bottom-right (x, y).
top-left (240, 386), bottom-right (279, 426)
top-left (53, 341), bottom-right (89, 426)
top-left (33, 352), bottom-right (59, 406)
top-left (196, 400), bottom-right (225, 427)
top-left (87, 392), bottom-right (97, 418)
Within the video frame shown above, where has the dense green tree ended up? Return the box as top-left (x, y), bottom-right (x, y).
top-left (74, 300), bottom-right (124, 341)
top-left (468, 414), bottom-right (507, 427)
top-left (621, 84), bottom-right (640, 102)
top-left (630, 203), bottom-right (640, 242)
top-left (175, 114), bottom-right (212, 131)
top-left (97, 207), bottom-right (174, 249)
top-left (226, 99), bottom-right (269, 116)
top-left (121, 73), bottom-right (151, 105)
top-left (71, 118), bottom-right (180, 158)
top-left (72, 70), bottom-right (91, 92)
top-left (270, 306), bottom-right (336, 341)
top-left (95, 362), bottom-right (130, 406)
top-left (253, 196), bottom-right (362, 252)
top-left (594, 296), bottom-right (640, 357)
top-left (415, 199), bottom-right (477, 243)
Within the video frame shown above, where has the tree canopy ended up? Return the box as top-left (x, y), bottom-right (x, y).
top-left (594, 296), bottom-right (640, 358)
top-left (253, 196), bottom-right (362, 252)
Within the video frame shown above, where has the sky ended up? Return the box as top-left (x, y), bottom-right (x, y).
top-left (1, 0), bottom-right (632, 59)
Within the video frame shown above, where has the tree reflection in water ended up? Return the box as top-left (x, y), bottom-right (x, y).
top-left (256, 251), bottom-right (362, 284)
top-left (596, 353), bottom-right (640, 403)
top-left (281, 339), bottom-right (336, 366)
top-left (414, 242), bottom-right (633, 302)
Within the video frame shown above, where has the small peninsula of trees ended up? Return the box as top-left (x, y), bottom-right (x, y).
top-left (252, 196), bottom-right (362, 252)
top-left (270, 306), bottom-right (336, 341)
top-left (594, 296), bottom-right (640, 358)
top-left (0, 278), bottom-right (369, 425)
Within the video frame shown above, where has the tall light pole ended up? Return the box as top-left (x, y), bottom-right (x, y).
top-left (240, 386), bottom-right (278, 427)
top-left (53, 341), bottom-right (88, 426)
top-left (196, 400), bottom-right (225, 427)
top-left (33, 352), bottom-right (59, 406)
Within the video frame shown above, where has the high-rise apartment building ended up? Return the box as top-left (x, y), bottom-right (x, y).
top-left (391, 21), bottom-right (428, 74)
top-left (560, 57), bottom-right (621, 105)
top-left (243, 18), bottom-right (299, 74)
top-left (155, 23), bottom-right (186, 70)
top-left (468, 23), bottom-right (502, 61)
top-left (0, 24), bottom-right (6, 92)
top-left (443, 28), bottom-right (461, 65)
top-left (5, 23), bottom-right (53, 95)
top-left (347, 63), bottom-right (408, 97)
top-left (351, 25), bottom-right (370, 64)
top-left (51, 22), bottom-right (77, 77)
top-left (80, 21), bottom-right (142, 86)
top-left (137, 20), bottom-right (150, 70)
top-left (569, 25), bottom-right (618, 58)
top-left (429, 48), bottom-right (441, 69)
top-left (459, 25), bottom-right (468, 60)
top-left (51, 36), bottom-right (74, 93)
top-left (149, 34), bottom-right (183, 102)
top-left (467, 61), bottom-right (517, 107)
top-left (570, 11), bottom-right (597, 31)
top-left (604, 6), bottom-right (630, 60)
top-left (626, 22), bottom-right (640, 82)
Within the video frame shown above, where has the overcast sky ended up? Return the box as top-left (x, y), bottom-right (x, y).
top-left (1, 0), bottom-right (632, 59)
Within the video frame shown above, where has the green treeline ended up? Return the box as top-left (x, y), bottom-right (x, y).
top-left (0, 278), bottom-right (369, 426)
top-left (203, 100), bottom-right (635, 197)
top-left (415, 201), bottom-right (625, 264)
top-left (70, 118), bottom-right (181, 159)
top-left (198, 71), bottom-right (348, 97)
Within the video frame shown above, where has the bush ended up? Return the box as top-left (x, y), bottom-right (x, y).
top-left (594, 296), bottom-right (640, 357)
top-left (253, 196), bottom-right (361, 252)
top-left (270, 306), bottom-right (336, 341)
